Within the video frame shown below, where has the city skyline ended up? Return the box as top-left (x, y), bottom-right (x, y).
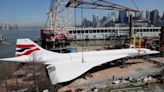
top-left (0, 0), bottom-right (164, 27)
top-left (81, 9), bottom-right (164, 28)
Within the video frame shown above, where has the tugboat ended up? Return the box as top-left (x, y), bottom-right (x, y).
top-left (0, 34), bottom-right (7, 43)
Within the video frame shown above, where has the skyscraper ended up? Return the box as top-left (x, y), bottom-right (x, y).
top-left (162, 12), bottom-right (164, 20)
top-left (111, 11), bottom-right (117, 21)
top-left (150, 9), bottom-right (159, 25)
top-left (92, 15), bottom-right (97, 27)
top-left (140, 11), bottom-right (144, 20)
top-left (146, 11), bottom-right (150, 20)
top-left (118, 10), bottom-right (128, 24)
top-left (96, 15), bottom-right (100, 27)
top-left (135, 12), bottom-right (140, 20)
top-left (92, 14), bottom-right (99, 27)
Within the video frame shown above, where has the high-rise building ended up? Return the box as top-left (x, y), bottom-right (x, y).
top-left (150, 9), bottom-right (159, 25)
top-left (108, 14), bottom-right (110, 20)
top-left (134, 12), bottom-right (140, 20)
top-left (111, 11), bottom-right (117, 21)
top-left (135, 12), bottom-right (140, 18)
top-left (82, 17), bottom-right (92, 27)
top-left (92, 15), bottom-right (97, 27)
top-left (102, 16), bottom-right (107, 22)
top-left (92, 14), bottom-right (99, 27)
top-left (96, 15), bottom-right (99, 27)
top-left (146, 11), bottom-right (150, 20)
top-left (118, 10), bottom-right (128, 23)
top-left (140, 11), bottom-right (144, 20)
top-left (96, 15), bottom-right (99, 22)
top-left (162, 12), bottom-right (164, 20)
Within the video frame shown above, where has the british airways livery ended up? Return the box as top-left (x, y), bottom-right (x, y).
top-left (0, 38), bottom-right (159, 85)
top-left (16, 44), bottom-right (40, 57)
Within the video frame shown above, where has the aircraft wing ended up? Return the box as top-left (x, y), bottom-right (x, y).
top-left (46, 54), bottom-right (129, 85)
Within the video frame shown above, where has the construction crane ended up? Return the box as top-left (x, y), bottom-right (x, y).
top-left (66, 0), bottom-right (139, 39)
top-left (42, 0), bottom-right (72, 42)
top-left (46, 0), bottom-right (72, 31)
top-left (46, 0), bottom-right (56, 30)
top-left (66, 0), bottom-right (138, 12)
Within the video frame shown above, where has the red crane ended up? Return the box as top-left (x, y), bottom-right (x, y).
top-left (41, 0), bottom-right (69, 42)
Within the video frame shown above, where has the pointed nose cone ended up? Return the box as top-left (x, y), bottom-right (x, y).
top-left (150, 50), bottom-right (160, 54)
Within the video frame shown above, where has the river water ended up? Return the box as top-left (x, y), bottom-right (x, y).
top-left (0, 28), bottom-right (40, 58)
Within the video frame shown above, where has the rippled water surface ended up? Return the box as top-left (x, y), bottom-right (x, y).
top-left (0, 29), bottom-right (40, 58)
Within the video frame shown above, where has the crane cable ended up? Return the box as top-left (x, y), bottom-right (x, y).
top-left (81, 0), bottom-right (84, 63)
top-left (74, 0), bottom-right (77, 47)
top-left (130, 0), bottom-right (141, 15)
top-left (130, 0), bottom-right (143, 53)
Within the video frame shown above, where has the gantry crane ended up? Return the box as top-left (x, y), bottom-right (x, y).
top-left (66, 0), bottom-right (138, 12)
top-left (46, 0), bottom-right (56, 30)
top-left (42, 0), bottom-right (72, 42)
top-left (66, 0), bottom-right (139, 38)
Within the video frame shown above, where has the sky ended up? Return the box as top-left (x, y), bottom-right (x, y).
top-left (0, 0), bottom-right (164, 27)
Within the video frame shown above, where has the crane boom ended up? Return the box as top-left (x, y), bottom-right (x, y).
top-left (50, 0), bottom-right (55, 11)
top-left (66, 0), bottom-right (139, 12)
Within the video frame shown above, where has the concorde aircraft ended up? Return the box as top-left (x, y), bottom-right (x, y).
top-left (0, 38), bottom-right (159, 85)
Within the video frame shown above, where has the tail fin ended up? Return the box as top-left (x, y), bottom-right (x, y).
top-left (16, 38), bottom-right (42, 57)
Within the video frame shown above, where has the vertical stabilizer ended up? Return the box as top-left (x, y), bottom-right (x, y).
top-left (16, 39), bottom-right (42, 57)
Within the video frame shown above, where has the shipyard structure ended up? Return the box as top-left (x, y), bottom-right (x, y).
top-left (67, 27), bottom-right (160, 40)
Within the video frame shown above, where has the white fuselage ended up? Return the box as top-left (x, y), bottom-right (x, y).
top-left (1, 48), bottom-right (158, 64)
top-left (39, 48), bottom-right (156, 64)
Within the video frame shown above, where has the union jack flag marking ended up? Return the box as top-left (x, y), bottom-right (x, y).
top-left (16, 44), bottom-right (40, 57)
